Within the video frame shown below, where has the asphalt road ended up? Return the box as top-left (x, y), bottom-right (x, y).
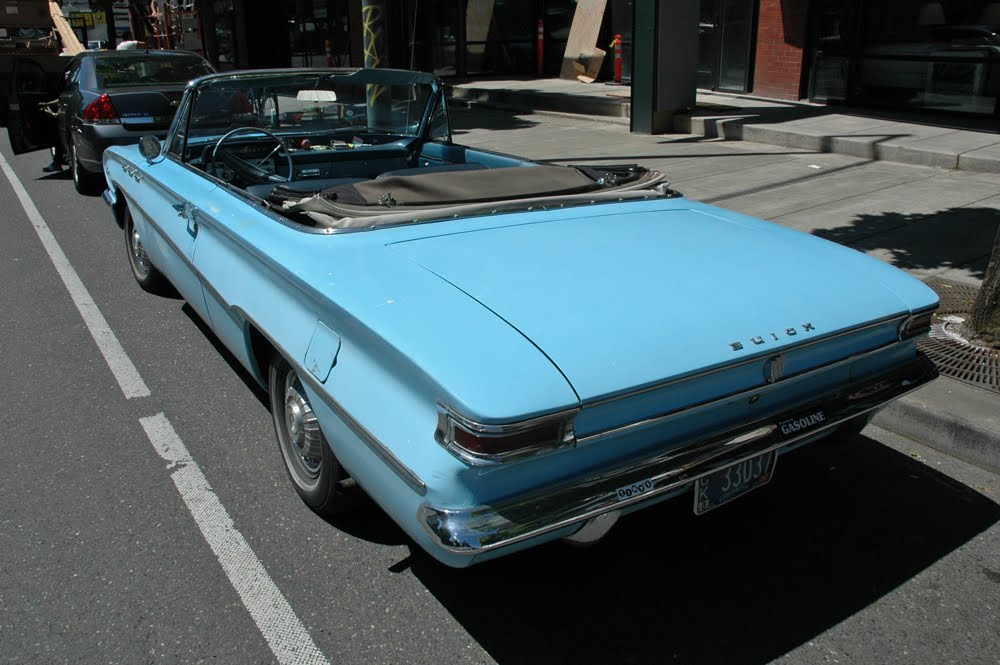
top-left (2, 108), bottom-right (999, 664)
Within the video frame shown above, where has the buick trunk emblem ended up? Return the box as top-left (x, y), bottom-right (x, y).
top-left (763, 354), bottom-right (787, 384)
top-left (730, 323), bottom-right (815, 352)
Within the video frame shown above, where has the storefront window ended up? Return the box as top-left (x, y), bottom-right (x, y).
top-left (289, 0), bottom-right (343, 68)
top-left (432, 1), bottom-right (460, 76)
top-left (861, 0), bottom-right (1000, 114)
top-left (465, 0), bottom-right (535, 75)
top-left (213, 0), bottom-right (238, 69)
top-left (542, 1), bottom-right (576, 75)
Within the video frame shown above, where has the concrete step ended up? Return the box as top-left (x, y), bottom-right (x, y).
top-left (446, 83), bottom-right (630, 119)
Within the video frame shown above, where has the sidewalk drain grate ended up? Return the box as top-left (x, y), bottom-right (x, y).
top-left (916, 277), bottom-right (1000, 393)
top-left (919, 322), bottom-right (1000, 393)
top-left (923, 277), bottom-right (979, 315)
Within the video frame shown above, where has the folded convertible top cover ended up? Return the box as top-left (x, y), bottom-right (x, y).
top-left (322, 165), bottom-right (600, 206)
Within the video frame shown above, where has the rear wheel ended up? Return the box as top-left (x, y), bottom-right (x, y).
top-left (70, 141), bottom-right (103, 195)
top-left (124, 205), bottom-right (169, 293)
top-left (269, 354), bottom-right (345, 516)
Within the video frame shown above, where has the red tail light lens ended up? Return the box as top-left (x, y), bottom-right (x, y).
top-left (435, 405), bottom-right (577, 464)
top-left (83, 94), bottom-right (121, 124)
top-left (899, 310), bottom-right (934, 340)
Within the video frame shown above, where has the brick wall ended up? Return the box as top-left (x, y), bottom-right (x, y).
top-left (753, 0), bottom-right (809, 100)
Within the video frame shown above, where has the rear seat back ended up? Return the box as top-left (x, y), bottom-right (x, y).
top-left (246, 177), bottom-right (368, 202)
top-left (376, 163), bottom-right (487, 179)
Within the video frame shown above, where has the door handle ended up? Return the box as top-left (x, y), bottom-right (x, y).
top-left (173, 202), bottom-right (198, 237)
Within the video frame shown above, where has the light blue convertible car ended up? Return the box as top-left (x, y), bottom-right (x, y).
top-left (102, 68), bottom-right (939, 567)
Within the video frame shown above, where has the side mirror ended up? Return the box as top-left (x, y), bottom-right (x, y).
top-left (138, 135), bottom-right (162, 161)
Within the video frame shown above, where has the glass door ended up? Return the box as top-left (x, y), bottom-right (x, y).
top-left (807, 0), bottom-right (857, 102)
top-left (717, 0), bottom-right (754, 91)
top-left (698, 0), bottom-right (755, 93)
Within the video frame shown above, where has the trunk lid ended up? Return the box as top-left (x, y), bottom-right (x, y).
top-left (388, 205), bottom-right (919, 403)
top-left (105, 86), bottom-right (185, 131)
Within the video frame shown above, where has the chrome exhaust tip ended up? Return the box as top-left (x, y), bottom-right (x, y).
top-left (563, 511), bottom-right (621, 546)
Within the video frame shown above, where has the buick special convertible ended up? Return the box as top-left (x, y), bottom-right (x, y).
top-left (101, 68), bottom-right (939, 567)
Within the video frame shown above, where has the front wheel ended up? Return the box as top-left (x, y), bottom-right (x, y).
top-left (124, 205), bottom-right (169, 294)
top-left (269, 354), bottom-right (345, 516)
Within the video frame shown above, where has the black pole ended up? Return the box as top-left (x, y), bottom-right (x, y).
top-left (103, 0), bottom-right (117, 48)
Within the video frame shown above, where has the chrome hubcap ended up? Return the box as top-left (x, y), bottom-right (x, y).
top-left (130, 227), bottom-right (149, 274)
top-left (283, 375), bottom-right (322, 477)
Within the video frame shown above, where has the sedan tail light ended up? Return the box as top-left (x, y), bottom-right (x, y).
top-left (899, 310), bottom-right (934, 340)
top-left (435, 405), bottom-right (577, 465)
top-left (83, 94), bottom-right (121, 124)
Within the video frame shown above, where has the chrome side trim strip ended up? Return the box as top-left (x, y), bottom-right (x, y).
top-left (304, 371), bottom-right (429, 497)
top-left (109, 157), bottom-right (426, 495)
top-left (418, 353), bottom-right (937, 556)
top-left (230, 307), bottom-right (428, 497)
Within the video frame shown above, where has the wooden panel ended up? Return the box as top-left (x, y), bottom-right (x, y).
top-left (559, 0), bottom-right (608, 80)
top-left (48, 1), bottom-right (84, 54)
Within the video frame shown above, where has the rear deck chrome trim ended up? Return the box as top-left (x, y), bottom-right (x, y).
top-left (585, 315), bottom-right (906, 410)
top-left (418, 353), bottom-right (937, 556)
top-left (577, 334), bottom-right (908, 445)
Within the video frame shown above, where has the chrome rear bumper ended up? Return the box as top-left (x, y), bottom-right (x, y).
top-left (419, 353), bottom-right (938, 557)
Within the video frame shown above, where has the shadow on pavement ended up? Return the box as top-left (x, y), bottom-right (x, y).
top-left (816, 206), bottom-right (1000, 281)
top-left (536, 148), bottom-right (820, 163)
top-left (408, 435), bottom-right (1000, 665)
top-left (182, 302), bottom-right (268, 409)
top-left (450, 106), bottom-right (542, 134)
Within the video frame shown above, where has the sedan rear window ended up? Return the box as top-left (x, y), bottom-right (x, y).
top-left (97, 56), bottom-right (213, 87)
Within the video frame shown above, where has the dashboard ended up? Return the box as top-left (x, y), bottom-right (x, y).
top-left (196, 134), bottom-right (413, 185)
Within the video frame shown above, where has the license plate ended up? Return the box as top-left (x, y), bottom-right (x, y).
top-left (694, 450), bottom-right (777, 515)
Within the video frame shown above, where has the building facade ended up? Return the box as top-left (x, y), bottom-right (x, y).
top-left (64, 1), bottom-right (1000, 118)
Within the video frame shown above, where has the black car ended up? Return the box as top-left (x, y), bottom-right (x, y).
top-left (6, 49), bottom-right (215, 193)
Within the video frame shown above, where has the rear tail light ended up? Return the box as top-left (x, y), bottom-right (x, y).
top-left (899, 310), bottom-right (934, 340)
top-left (83, 94), bottom-right (121, 124)
top-left (435, 405), bottom-right (577, 465)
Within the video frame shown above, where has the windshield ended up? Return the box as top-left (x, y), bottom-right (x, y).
top-left (97, 54), bottom-right (214, 87)
top-left (186, 70), bottom-right (437, 141)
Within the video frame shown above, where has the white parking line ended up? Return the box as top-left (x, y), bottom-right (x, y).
top-left (2, 151), bottom-right (329, 665)
top-left (0, 151), bottom-right (150, 399)
top-left (141, 413), bottom-right (329, 665)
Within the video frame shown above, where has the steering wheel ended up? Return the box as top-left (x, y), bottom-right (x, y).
top-left (210, 126), bottom-right (293, 184)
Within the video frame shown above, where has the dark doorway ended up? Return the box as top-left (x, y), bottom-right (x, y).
top-left (807, 0), bottom-right (859, 102)
top-left (698, 0), bottom-right (756, 93)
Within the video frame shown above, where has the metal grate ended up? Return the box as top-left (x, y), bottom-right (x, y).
top-left (919, 322), bottom-right (1000, 392)
top-left (923, 277), bottom-right (979, 316)
top-left (916, 277), bottom-right (1000, 393)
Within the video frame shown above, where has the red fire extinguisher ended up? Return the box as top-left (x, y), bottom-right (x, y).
top-left (611, 34), bottom-right (623, 84)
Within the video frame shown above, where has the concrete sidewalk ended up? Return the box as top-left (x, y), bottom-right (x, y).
top-left (447, 82), bottom-right (1000, 474)
top-left (447, 77), bottom-right (1000, 174)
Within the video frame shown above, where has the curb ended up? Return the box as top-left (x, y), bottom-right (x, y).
top-left (446, 85), bottom-right (630, 120)
top-left (872, 376), bottom-right (1000, 474)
